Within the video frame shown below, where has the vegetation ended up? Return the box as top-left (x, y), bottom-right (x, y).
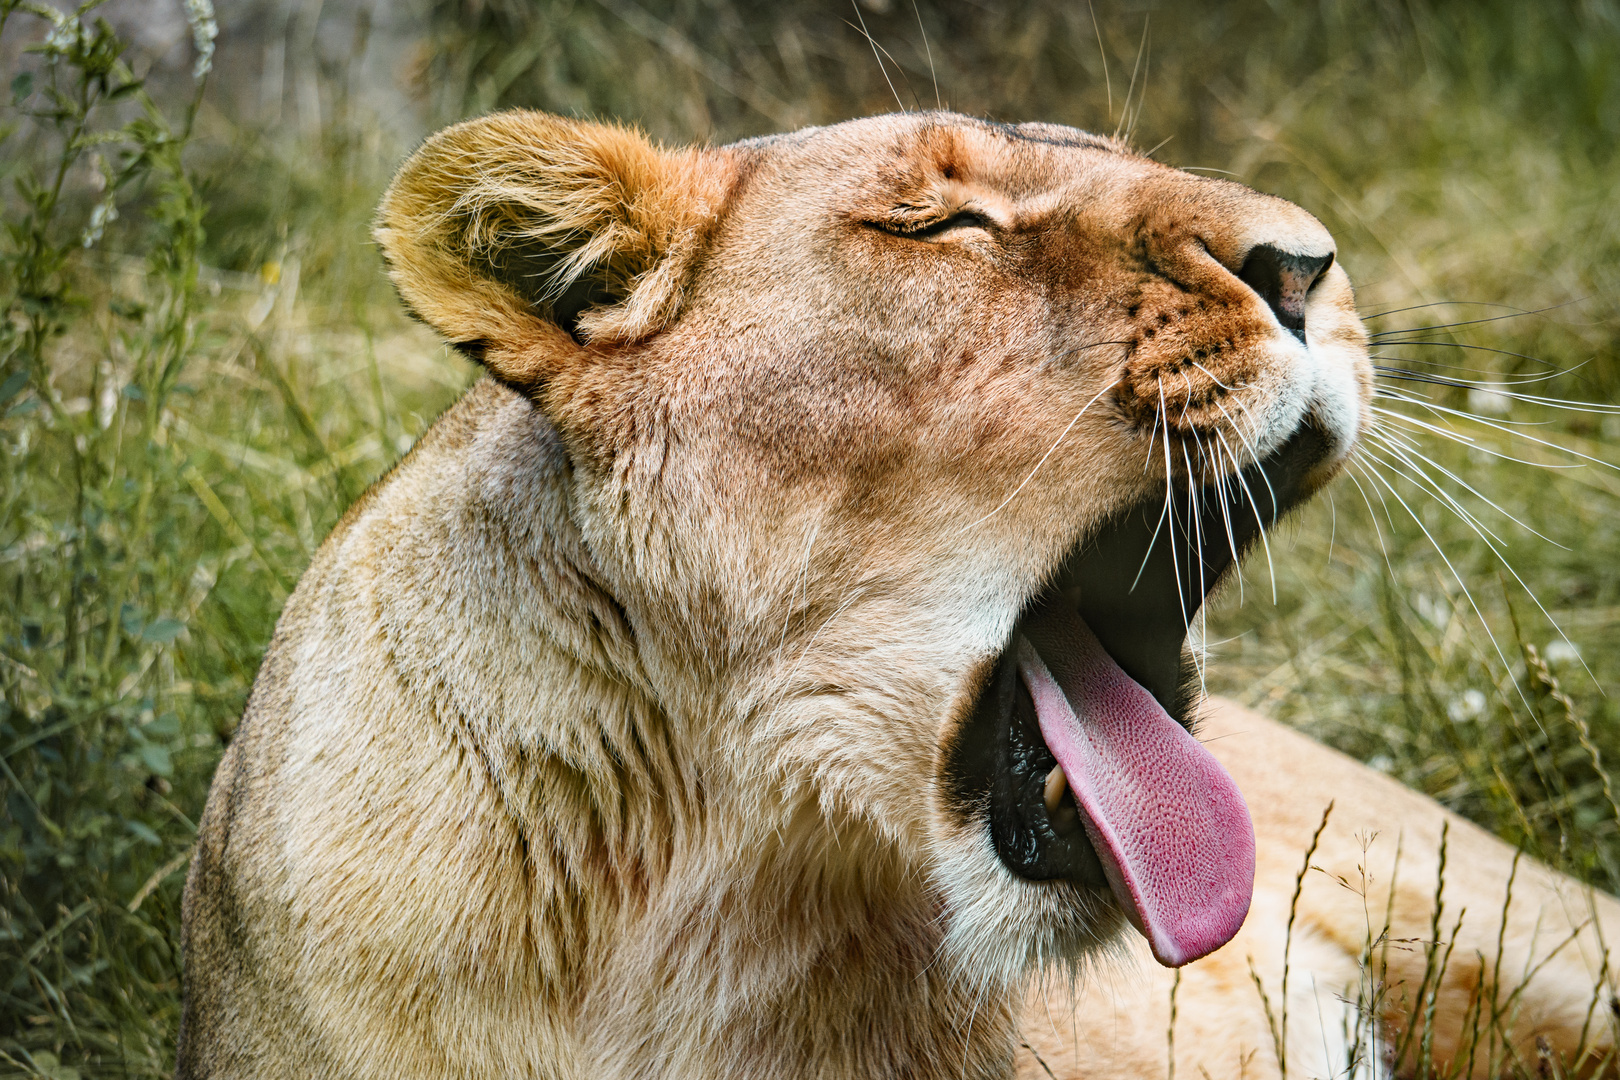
top-left (0, 0), bottom-right (1616, 1075)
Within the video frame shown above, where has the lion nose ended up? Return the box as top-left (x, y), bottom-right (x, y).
top-left (1237, 245), bottom-right (1333, 344)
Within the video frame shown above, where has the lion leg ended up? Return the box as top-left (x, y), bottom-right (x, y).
top-left (1017, 698), bottom-right (1620, 1079)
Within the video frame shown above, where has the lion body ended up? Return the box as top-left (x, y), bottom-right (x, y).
top-left (178, 111), bottom-right (1616, 1079)
top-left (181, 378), bottom-right (992, 1079)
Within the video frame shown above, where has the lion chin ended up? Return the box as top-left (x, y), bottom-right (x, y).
top-left (176, 111), bottom-right (1618, 1080)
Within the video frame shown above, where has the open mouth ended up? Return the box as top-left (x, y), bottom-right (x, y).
top-left (944, 423), bottom-right (1335, 967)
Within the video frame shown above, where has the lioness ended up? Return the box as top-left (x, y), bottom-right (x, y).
top-left (178, 111), bottom-right (1617, 1079)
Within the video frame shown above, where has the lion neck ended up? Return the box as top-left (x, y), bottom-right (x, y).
top-left (379, 378), bottom-right (1023, 1079)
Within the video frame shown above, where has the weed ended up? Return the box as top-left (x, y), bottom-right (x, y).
top-left (0, 4), bottom-right (462, 1074)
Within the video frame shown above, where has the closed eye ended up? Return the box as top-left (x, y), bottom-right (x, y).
top-left (870, 209), bottom-right (994, 241)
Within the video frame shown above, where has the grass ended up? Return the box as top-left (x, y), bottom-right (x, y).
top-left (0, 0), bottom-right (1617, 1076)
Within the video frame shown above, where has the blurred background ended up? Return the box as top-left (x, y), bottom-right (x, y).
top-left (1, 0), bottom-right (1618, 1074)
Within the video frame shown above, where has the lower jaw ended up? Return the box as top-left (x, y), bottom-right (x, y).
top-left (972, 642), bottom-right (1114, 888)
top-left (940, 421), bottom-right (1337, 960)
top-left (941, 566), bottom-right (1210, 901)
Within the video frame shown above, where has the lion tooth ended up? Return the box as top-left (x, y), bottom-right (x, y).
top-left (1043, 764), bottom-right (1068, 814)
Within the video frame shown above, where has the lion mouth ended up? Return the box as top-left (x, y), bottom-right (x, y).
top-left (946, 423), bottom-right (1335, 967)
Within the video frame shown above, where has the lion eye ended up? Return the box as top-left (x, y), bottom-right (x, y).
top-left (875, 210), bottom-right (993, 241)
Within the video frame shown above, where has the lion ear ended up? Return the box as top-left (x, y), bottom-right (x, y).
top-left (373, 111), bottom-right (732, 385)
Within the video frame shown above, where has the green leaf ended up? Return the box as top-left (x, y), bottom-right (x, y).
top-left (0, 369), bottom-right (28, 403)
top-left (9, 71), bottom-right (32, 103)
top-left (135, 743), bottom-right (172, 778)
top-left (140, 617), bottom-right (185, 644)
top-left (126, 819), bottom-right (162, 845)
top-left (32, 1052), bottom-right (79, 1080)
top-left (144, 712), bottom-right (181, 738)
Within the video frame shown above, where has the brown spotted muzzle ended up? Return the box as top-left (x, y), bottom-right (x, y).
top-left (1110, 203), bottom-right (1345, 477)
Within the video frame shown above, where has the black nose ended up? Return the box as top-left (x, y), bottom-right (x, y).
top-left (1237, 245), bottom-right (1334, 344)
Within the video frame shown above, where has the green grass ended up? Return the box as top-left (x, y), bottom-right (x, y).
top-left (1, 0), bottom-right (1617, 1075)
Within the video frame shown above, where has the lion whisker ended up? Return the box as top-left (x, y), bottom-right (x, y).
top-left (1178, 462), bottom-right (1197, 560)
top-left (1370, 338), bottom-right (1571, 368)
top-left (1216, 413), bottom-right (1278, 604)
top-left (1214, 432), bottom-right (1245, 607)
top-left (1369, 401), bottom-right (1485, 442)
top-left (1359, 298), bottom-right (1567, 324)
top-left (962, 364), bottom-right (1122, 533)
top-left (1182, 396), bottom-right (1216, 481)
top-left (1323, 484), bottom-right (1338, 572)
top-left (846, 3), bottom-right (910, 113)
top-left (1375, 389), bottom-right (1620, 471)
top-left (1144, 401), bottom-right (1163, 475)
top-left (1187, 360), bottom-right (1233, 393)
top-left (1366, 377), bottom-right (1611, 681)
top-left (1240, 465), bottom-right (1278, 605)
top-left (1365, 299), bottom-right (1578, 338)
top-left (1129, 485), bottom-right (1173, 596)
top-left (1177, 370), bottom-right (1196, 429)
top-left (1373, 371), bottom-right (1620, 415)
top-left (1349, 450), bottom-right (1528, 705)
top-left (1159, 383), bottom-right (1193, 631)
top-left (1370, 353), bottom-right (1571, 382)
top-left (1365, 436), bottom-right (1511, 549)
top-left (1209, 389), bottom-right (1283, 558)
top-left (1112, 14), bottom-right (1151, 143)
top-left (1356, 447), bottom-right (1592, 713)
top-left (1129, 382), bottom-right (1178, 596)
top-left (1343, 458), bottom-right (1396, 576)
top-left (1365, 424), bottom-right (1564, 548)
top-left (1371, 359), bottom-right (1569, 385)
top-left (1208, 369), bottom-right (1266, 446)
top-left (907, 0), bottom-right (940, 111)
top-left (1361, 441), bottom-right (1592, 686)
top-left (1207, 395), bottom-right (1252, 475)
top-left (1209, 384), bottom-right (1266, 466)
top-left (1130, 380), bottom-right (1179, 597)
top-left (1183, 441), bottom-right (1209, 694)
top-left (1369, 403), bottom-right (1577, 471)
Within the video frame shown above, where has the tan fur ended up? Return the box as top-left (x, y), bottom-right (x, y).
top-left (178, 110), bottom-right (1612, 1080)
top-left (374, 112), bottom-right (734, 368)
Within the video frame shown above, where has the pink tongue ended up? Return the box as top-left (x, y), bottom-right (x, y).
top-left (1015, 602), bottom-right (1254, 967)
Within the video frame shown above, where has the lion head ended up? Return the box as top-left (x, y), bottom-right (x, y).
top-left (370, 106), bottom-right (1370, 1040)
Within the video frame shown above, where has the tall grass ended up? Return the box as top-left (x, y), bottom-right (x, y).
top-left (0, 0), bottom-right (1616, 1076)
top-left (0, 4), bottom-right (467, 1074)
